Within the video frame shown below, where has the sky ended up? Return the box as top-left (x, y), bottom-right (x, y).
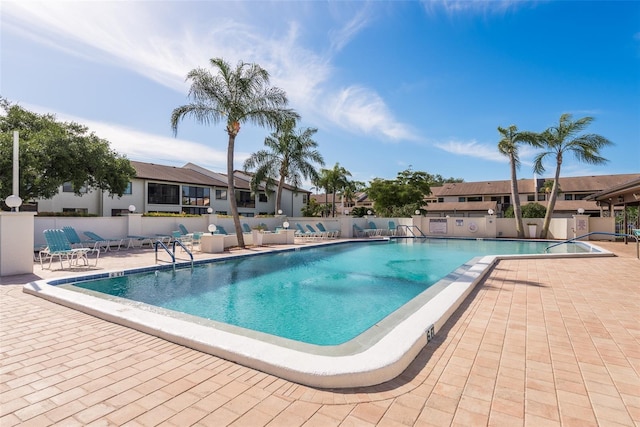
top-left (1, 1), bottom-right (639, 189)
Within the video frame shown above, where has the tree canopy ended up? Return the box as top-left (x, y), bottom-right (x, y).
top-left (367, 168), bottom-right (437, 217)
top-left (0, 98), bottom-right (135, 203)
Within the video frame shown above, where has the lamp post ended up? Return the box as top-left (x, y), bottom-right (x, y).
top-left (208, 224), bottom-right (217, 235)
top-left (207, 207), bottom-right (213, 214)
top-left (5, 195), bottom-right (22, 212)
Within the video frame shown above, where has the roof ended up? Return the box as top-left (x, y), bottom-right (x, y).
top-left (430, 173), bottom-right (639, 197)
top-left (131, 161), bottom-right (227, 187)
top-left (131, 161), bottom-right (311, 193)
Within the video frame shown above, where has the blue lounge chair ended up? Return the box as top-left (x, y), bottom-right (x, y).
top-left (40, 229), bottom-right (96, 269)
top-left (242, 223), bottom-right (252, 233)
top-left (306, 224), bottom-right (325, 239)
top-left (316, 222), bottom-right (340, 238)
top-left (215, 225), bottom-right (229, 235)
top-left (62, 226), bottom-right (92, 247)
top-left (295, 223), bottom-right (316, 240)
top-left (353, 224), bottom-right (366, 238)
top-left (388, 221), bottom-right (397, 236)
top-left (178, 224), bottom-right (189, 235)
top-left (83, 231), bottom-right (123, 252)
top-left (367, 221), bottom-right (382, 236)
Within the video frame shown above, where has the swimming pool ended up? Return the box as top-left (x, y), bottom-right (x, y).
top-left (24, 238), bottom-right (608, 388)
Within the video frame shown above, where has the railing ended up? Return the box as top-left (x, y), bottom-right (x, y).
top-left (396, 225), bottom-right (427, 238)
top-left (155, 239), bottom-right (194, 270)
top-left (545, 232), bottom-right (639, 259)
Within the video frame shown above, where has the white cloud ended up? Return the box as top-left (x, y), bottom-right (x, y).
top-left (435, 139), bottom-right (506, 162)
top-left (22, 103), bottom-right (232, 171)
top-left (422, 0), bottom-right (522, 15)
top-left (326, 86), bottom-right (418, 141)
top-left (2, 1), bottom-right (415, 144)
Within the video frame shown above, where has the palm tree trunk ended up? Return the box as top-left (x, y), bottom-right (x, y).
top-left (510, 154), bottom-right (524, 238)
top-left (540, 162), bottom-right (562, 239)
top-left (227, 134), bottom-right (245, 247)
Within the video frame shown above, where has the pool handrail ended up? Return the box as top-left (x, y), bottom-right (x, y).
top-left (545, 232), bottom-right (639, 259)
top-left (172, 239), bottom-right (194, 269)
top-left (154, 239), bottom-right (194, 270)
top-left (396, 225), bottom-right (426, 238)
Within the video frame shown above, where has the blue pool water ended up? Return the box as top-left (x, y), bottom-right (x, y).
top-left (69, 239), bottom-right (590, 346)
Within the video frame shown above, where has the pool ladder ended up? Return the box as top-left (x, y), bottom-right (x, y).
top-left (155, 240), bottom-right (194, 270)
top-left (396, 225), bottom-right (427, 238)
top-left (545, 232), bottom-right (639, 259)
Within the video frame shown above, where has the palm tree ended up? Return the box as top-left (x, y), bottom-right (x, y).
top-left (171, 58), bottom-right (299, 247)
top-left (532, 113), bottom-right (613, 238)
top-left (497, 125), bottom-right (538, 238)
top-left (314, 169), bottom-right (332, 217)
top-left (243, 118), bottom-right (324, 215)
top-left (321, 163), bottom-right (352, 217)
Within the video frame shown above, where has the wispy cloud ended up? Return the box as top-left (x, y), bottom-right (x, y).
top-left (23, 103), bottom-right (232, 171)
top-left (3, 1), bottom-right (415, 143)
top-left (325, 86), bottom-right (418, 141)
top-left (422, 0), bottom-right (522, 15)
top-left (435, 139), bottom-right (506, 162)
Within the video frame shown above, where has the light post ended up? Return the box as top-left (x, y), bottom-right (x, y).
top-left (128, 205), bottom-right (136, 214)
top-left (5, 195), bottom-right (22, 212)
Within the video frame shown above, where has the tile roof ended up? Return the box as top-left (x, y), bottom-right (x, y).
top-left (430, 173), bottom-right (639, 196)
top-left (131, 161), bottom-right (227, 187)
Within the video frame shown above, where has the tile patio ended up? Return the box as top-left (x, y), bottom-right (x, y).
top-left (1, 240), bottom-right (639, 426)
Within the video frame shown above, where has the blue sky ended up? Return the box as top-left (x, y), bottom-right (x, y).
top-left (2, 1), bottom-right (639, 188)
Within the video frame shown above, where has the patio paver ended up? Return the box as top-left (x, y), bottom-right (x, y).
top-left (1, 240), bottom-right (639, 426)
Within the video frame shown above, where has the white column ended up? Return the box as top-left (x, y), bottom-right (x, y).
top-left (0, 212), bottom-right (36, 276)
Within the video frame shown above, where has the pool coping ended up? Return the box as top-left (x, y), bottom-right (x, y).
top-left (23, 239), bottom-right (613, 389)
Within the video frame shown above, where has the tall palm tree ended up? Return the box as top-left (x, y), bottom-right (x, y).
top-left (533, 113), bottom-right (613, 238)
top-left (243, 118), bottom-right (324, 215)
top-left (321, 163), bottom-right (352, 217)
top-left (171, 58), bottom-right (299, 247)
top-left (497, 125), bottom-right (538, 238)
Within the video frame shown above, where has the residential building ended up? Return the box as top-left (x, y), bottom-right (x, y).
top-left (425, 173), bottom-right (639, 217)
top-left (35, 161), bottom-right (310, 217)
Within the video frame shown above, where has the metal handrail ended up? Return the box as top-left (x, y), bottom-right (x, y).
top-left (154, 239), bottom-right (194, 270)
top-left (172, 240), bottom-right (194, 269)
top-left (545, 232), bottom-right (639, 259)
top-left (396, 225), bottom-right (427, 238)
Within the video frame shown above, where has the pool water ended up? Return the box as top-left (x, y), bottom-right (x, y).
top-left (70, 239), bottom-right (590, 346)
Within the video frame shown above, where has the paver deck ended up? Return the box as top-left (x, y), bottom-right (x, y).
top-left (1, 240), bottom-right (639, 426)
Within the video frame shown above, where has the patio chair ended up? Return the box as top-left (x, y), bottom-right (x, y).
top-left (367, 221), bottom-right (383, 236)
top-left (40, 229), bottom-right (97, 270)
top-left (242, 223), bottom-right (252, 233)
top-left (215, 225), bottom-right (229, 235)
top-left (295, 223), bottom-right (316, 240)
top-left (171, 230), bottom-right (193, 251)
top-left (83, 231), bottom-right (124, 252)
top-left (306, 224), bottom-right (327, 239)
top-left (62, 226), bottom-right (93, 248)
top-left (388, 221), bottom-right (397, 236)
top-left (353, 224), bottom-right (367, 238)
top-left (178, 224), bottom-right (189, 235)
top-left (316, 222), bottom-right (340, 238)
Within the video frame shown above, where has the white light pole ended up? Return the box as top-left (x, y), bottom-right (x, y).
top-left (7, 131), bottom-right (22, 212)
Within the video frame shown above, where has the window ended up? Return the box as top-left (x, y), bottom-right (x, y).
top-left (182, 186), bottom-right (210, 206)
top-left (258, 192), bottom-right (268, 203)
top-left (574, 194), bottom-right (587, 200)
top-left (62, 208), bottom-right (88, 214)
top-left (111, 208), bottom-right (130, 216)
top-left (458, 197), bottom-right (466, 202)
top-left (62, 182), bottom-right (87, 193)
top-left (215, 189), bottom-right (227, 200)
top-left (236, 190), bottom-right (255, 208)
top-left (467, 196), bottom-right (482, 202)
top-left (438, 198), bottom-right (444, 203)
top-left (182, 207), bottom-right (209, 215)
top-left (148, 183), bottom-right (180, 204)
top-left (123, 182), bottom-right (132, 195)
top-left (302, 194), bottom-right (309, 204)
top-left (564, 194), bottom-right (573, 200)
